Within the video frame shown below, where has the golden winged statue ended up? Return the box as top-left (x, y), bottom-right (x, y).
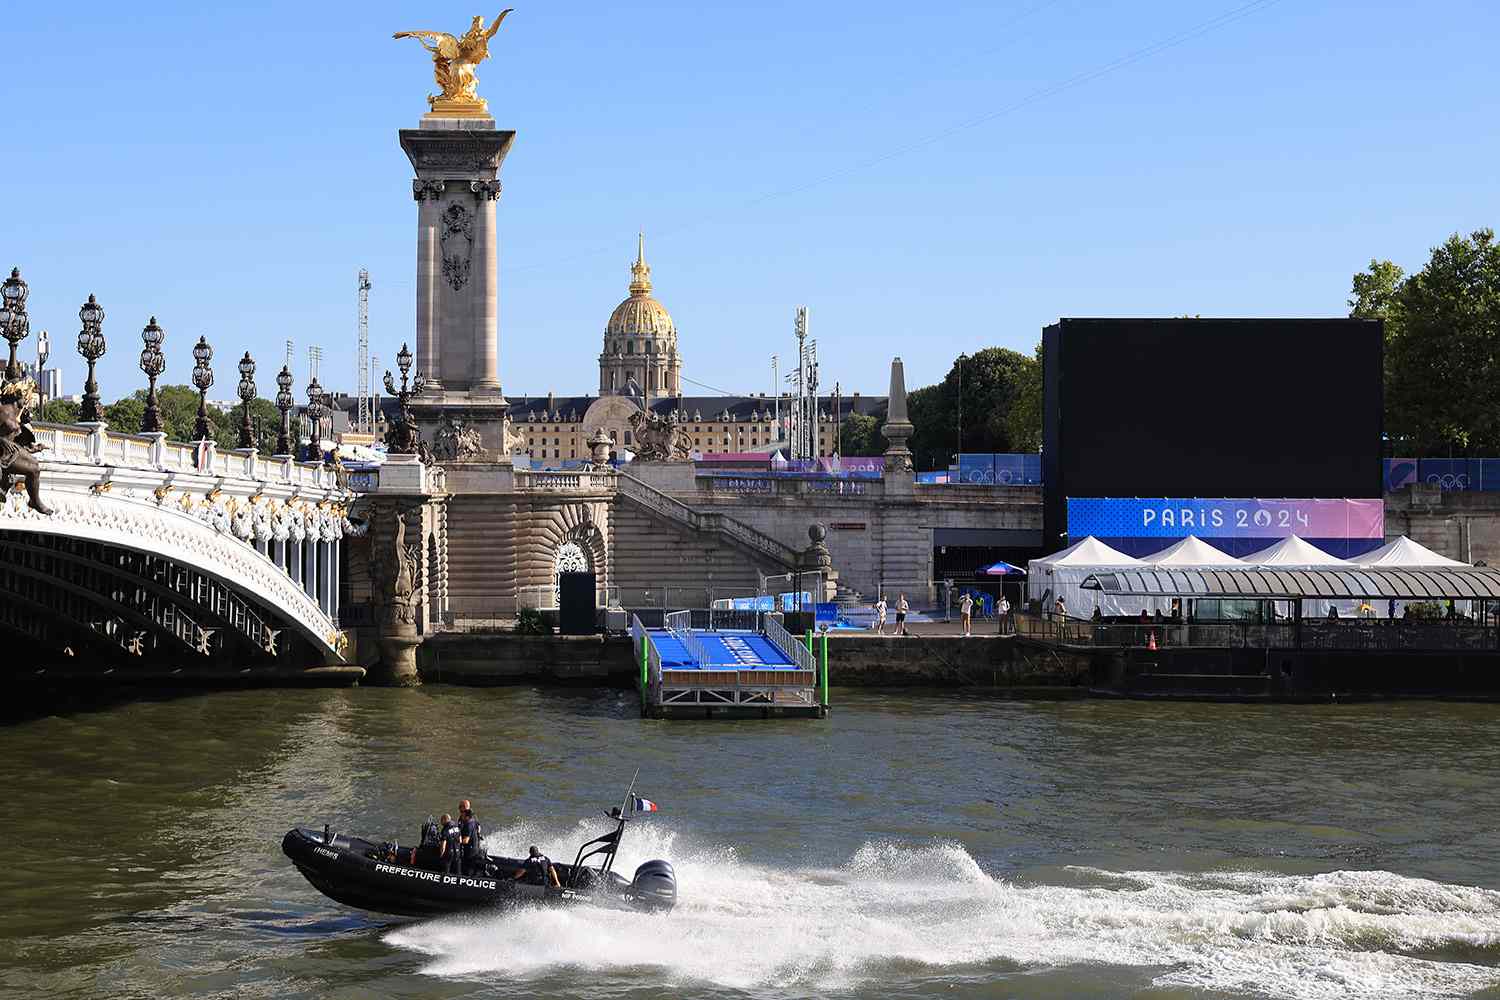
top-left (394, 10), bottom-right (514, 116)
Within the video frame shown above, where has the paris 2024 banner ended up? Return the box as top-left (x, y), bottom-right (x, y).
top-left (1065, 498), bottom-right (1385, 559)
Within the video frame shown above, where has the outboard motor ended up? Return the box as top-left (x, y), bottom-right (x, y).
top-left (631, 860), bottom-right (677, 912)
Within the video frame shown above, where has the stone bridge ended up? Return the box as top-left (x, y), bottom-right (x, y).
top-left (6, 422), bottom-right (360, 683)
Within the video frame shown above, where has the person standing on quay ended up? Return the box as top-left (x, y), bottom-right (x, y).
top-left (875, 596), bottom-right (887, 635)
top-left (897, 594), bottom-right (910, 636)
top-left (998, 594), bottom-right (1011, 634)
top-left (959, 592), bottom-right (974, 637)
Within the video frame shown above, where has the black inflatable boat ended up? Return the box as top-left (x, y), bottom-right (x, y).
top-left (283, 800), bottom-right (676, 918)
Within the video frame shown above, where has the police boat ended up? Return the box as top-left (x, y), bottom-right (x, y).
top-left (282, 795), bottom-right (677, 918)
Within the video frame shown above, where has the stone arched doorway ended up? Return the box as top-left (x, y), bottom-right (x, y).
top-left (553, 539), bottom-right (591, 608)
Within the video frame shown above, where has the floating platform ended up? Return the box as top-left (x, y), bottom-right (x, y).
top-left (633, 615), bottom-right (829, 719)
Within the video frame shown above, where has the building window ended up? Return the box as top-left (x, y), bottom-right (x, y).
top-left (624, 431), bottom-right (632, 445)
top-left (626, 341), bottom-right (634, 354)
top-left (553, 448), bottom-right (559, 458)
top-left (570, 449), bottom-right (576, 458)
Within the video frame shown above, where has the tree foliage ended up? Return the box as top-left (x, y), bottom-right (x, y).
top-left (907, 347), bottom-right (1038, 470)
top-left (41, 384), bottom-right (287, 456)
top-left (1353, 230), bottom-right (1500, 452)
top-left (838, 412), bottom-right (883, 456)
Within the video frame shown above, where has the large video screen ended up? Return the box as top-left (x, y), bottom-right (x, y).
top-left (1042, 318), bottom-right (1383, 550)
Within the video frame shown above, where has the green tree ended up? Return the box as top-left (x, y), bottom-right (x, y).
top-left (37, 399), bottom-right (80, 423)
top-left (1004, 343), bottom-right (1043, 453)
top-left (1358, 230), bottom-right (1500, 452)
top-left (105, 395), bottom-right (145, 432)
top-left (838, 412), bottom-right (882, 456)
top-left (907, 347), bottom-right (1036, 470)
top-left (1349, 259), bottom-right (1405, 321)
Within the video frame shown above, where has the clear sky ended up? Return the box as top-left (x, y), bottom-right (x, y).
top-left (4, 1), bottom-right (1497, 402)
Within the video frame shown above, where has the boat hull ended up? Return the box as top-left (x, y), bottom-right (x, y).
top-left (281, 827), bottom-right (645, 918)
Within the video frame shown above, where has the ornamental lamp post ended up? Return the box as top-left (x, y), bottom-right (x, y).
top-left (138, 316), bottom-right (166, 433)
top-left (76, 294), bottom-right (107, 422)
top-left (382, 341), bottom-right (426, 455)
top-left (305, 375), bottom-right (327, 461)
top-left (274, 364), bottom-right (294, 455)
top-left (191, 335), bottom-right (215, 441)
top-left (0, 267), bottom-right (30, 381)
top-left (955, 352), bottom-right (967, 466)
top-left (236, 351), bottom-right (257, 450)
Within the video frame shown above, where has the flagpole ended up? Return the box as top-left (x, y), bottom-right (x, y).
top-left (618, 767), bottom-right (640, 819)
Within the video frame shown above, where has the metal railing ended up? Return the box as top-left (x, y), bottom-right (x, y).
top-left (1015, 611), bottom-right (1500, 652)
top-left (664, 610), bottom-right (691, 633)
top-left (764, 614), bottom-right (816, 672)
top-left (617, 471), bottom-right (800, 569)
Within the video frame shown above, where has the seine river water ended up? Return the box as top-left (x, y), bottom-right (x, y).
top-left (4, 687), bottom-right (1500, 999)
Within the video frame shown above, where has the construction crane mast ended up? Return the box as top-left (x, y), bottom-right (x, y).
top-left (784, 306), bottom-right (819, 461)
top-left (356, 269), bottom-right (372, 435)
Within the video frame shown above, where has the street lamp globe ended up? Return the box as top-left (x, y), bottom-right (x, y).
top-left (138, 316), bottom-right (166, 434)
top-left (76, 294), bottom-right (107, 422)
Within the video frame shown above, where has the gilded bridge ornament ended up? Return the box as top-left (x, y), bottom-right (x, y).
top-left (394, 10), bottom-right (514, 117)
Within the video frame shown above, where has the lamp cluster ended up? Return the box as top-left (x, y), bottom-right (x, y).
top-left (0, 266), bottom-right (336, 460)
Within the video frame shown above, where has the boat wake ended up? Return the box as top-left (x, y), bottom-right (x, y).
top-left (384, 822), bottom-right (1500, 998)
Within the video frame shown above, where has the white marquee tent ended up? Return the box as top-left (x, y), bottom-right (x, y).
top-left (1241, 534), bottom-right (1351, 567)
top-left (1026, 536), bottom-right (1145, 617)
top-left (1141, 535), bottom-right (1245, 566)
top-left (1351, 535), bottom-right (1468, 568)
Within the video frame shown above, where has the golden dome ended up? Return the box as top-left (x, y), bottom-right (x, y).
top-left (605, 233), bottom-right (676, 340)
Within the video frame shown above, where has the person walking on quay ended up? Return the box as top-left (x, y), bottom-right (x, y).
top-left (998, 594), bottom-right (1011, 634)
top-left (875, 595), bottom-right (887, 635)
top-left (959, 592), bottom-right (974, 637)
top-left (897, 593), bottom-right (910, 636)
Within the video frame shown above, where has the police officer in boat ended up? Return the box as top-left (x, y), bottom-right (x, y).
top-left (514, 845), bottom-right (562, 888)
top-left (438, 813), bottom-right (463, 875)
top-left (457, 799), bottom-right (483, 875)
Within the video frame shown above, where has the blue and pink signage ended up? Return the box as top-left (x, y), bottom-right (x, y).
top-left (1065, 498), bottom-right (1385, 558)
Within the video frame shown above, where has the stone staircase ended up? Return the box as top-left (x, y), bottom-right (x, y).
top-left (616, 471), bottom-right (800, 572)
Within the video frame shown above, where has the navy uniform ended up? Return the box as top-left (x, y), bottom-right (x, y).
top-left (524, 851), bottom-right (554, 886)
top-left (460, 814), bottom-right (483, 874)
top-left (442, 819), bottom-right (463, 875)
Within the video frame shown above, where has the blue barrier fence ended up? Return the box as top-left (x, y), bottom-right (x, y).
top-left (957, 453), bottom-right (1042, 485)
top-left (1385, 458), bottom-right (1500, 492)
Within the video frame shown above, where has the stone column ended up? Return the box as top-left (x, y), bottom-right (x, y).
top-left (317, 540), bottom-right (332, 617)
top-left (330, 538), bottom-right (341, 624)
top-left (413, 181), bottom-right (444, 388)
top-left (471, 181), bottom-right (501, 391)
top-left (400, 124), bottom-right (513, 393)
top-left (881, 356), bottom-right (916, 498)
top-left (291, 538), bottom-right (303, 587)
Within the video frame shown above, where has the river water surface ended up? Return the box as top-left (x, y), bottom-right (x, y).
top-left (4, 688), bottom-right (1500, 999)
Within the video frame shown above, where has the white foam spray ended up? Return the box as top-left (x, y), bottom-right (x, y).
top-left (384, 820), bottom-right (1500, 998)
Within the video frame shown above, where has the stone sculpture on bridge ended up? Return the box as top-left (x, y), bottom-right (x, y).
top-left (433, 413), bottom-right (485, 462)
top-left (627, 407), bottom-right (692, 462)
top-left (0, 376), bottom-right (53, 515)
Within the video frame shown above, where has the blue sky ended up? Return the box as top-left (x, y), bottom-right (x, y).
top-left (4, 1), bottom-right (1496, 401)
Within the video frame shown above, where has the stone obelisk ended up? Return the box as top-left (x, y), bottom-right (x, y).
top-left (393, 13), bottom-right (517, 462)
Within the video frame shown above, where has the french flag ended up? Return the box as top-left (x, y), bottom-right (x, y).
top-left (633, 796), bottom-right (659, 813)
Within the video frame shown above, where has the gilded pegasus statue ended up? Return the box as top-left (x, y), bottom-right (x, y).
top-left (394, 10), bottom-right (514, 113)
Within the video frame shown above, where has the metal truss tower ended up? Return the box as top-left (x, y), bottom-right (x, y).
top-left (356, 269), bottom-right (372, 434)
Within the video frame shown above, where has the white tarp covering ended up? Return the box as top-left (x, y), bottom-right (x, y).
top-left (1141, 535), bottom-right (1245, 566)
top-left (1026, 536), bottom-right (1146, 617)
top-left (1351, 535), bottom-right (1468, 568)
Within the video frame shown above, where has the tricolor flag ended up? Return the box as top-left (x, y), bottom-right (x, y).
top-left (633, 796), bottom-right (659, 813)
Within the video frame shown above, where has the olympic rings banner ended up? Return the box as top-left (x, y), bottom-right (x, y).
top-left (1066, 498), bottom-right (1384, 557)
